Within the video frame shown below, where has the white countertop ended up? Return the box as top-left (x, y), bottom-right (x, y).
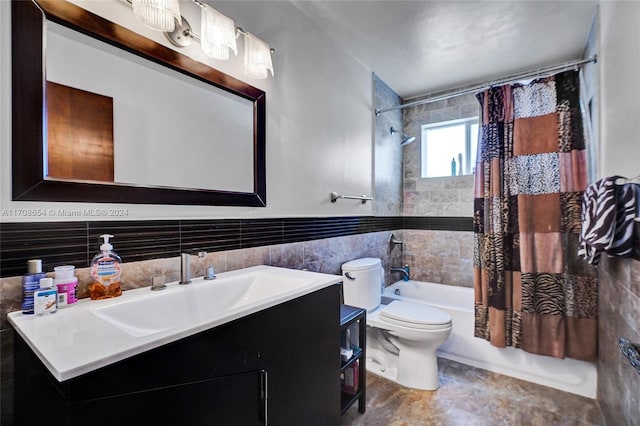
top-left (8, 265), bottom-right (342, 382)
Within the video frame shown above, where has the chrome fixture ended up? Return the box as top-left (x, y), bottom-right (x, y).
top-left (389, 233), bottom-right (403, 247)
top-left (330, 192), bottom-right (372, 204)
top-left (375, 56), bottom-right (597, 116)
top-left (205, 266), bottom-right (216, 280)
top-left (150, 275), bottom-right (167, 291)
top-left (132, 0), bottom-right (181, 32)
top-left (180, 250), bottom-right (207, 284)
top-left (127, 0), bottom-right (275, 79)
top-left (390, 127), bottom-right (416, 146)
top-left (390, 266), bottom-right (410, 280)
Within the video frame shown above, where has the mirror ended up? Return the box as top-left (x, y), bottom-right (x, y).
top-left (12, 0), bottom-right (266, 206)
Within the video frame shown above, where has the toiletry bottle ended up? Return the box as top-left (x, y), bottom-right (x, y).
top-left (403, 264), bottom-right (410, 282)
top-left (53, 265), bottom-right (78, 308)
top-left (343, 360), bottom-right (359, 395)
top-left (22, 259), bottom-right (46, 315)
top-left (89, 234), bottom-right (122, 300)
top-left (34, 277), bottom-right (57, 316)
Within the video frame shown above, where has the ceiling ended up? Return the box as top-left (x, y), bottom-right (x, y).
top-left (291, 1), bottom-right (598, 99)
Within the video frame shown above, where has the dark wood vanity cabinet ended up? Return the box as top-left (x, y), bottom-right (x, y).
top-left (13, 285), bottom-right (341, 426)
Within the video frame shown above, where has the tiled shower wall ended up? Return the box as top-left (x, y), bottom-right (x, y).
top-left (597, 256), bottom-right (640, 424)
top-left (402, 92), bottom-right (479, 215)
top-left (374, 74), bottom-right (403, 217)
top-left (403, 230), bottom-right (473, 287)
top-left (401, 93), bottom-right (478, 288)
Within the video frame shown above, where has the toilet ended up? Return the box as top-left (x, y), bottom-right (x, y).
top-left (341, 258), bottom-right (452, 390)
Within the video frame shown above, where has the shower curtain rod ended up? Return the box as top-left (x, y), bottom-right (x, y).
top-left (374, 55), bottom-right (597, 116)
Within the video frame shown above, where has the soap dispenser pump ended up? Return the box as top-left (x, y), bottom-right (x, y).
top-left (89, 234), bottom-right (123, 300)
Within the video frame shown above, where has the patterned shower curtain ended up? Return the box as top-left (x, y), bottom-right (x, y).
top-left (473, 70), bottom-right (598, 361)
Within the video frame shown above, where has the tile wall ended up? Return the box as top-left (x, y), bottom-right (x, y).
top-left (374, 74), bottom-right (403, 217)
top-left (403, 230), bottom-right (474, 287)
top-left (401, 93), bottom-right (478, 288)
top-left (597, 256), bottom-right (640, 424)
top-left (402, 93), bottom-right (478, 217)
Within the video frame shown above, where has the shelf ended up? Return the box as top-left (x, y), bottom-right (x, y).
top-left (340, 390), bottom-right (363, 415)
top-left (340, 346), bottom-right (363, 372)
top-left (339, 304), bottom-right (366, 415)
top-left (340, 305), bottom-right (364, 327)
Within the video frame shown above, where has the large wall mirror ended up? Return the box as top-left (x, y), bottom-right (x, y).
top-left (12, 0), bottom-right (266, 206)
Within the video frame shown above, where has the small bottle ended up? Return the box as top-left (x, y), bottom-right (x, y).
top-left (89, 234), bottom-right (123, 300)
top-left (343, 360), bottom-right (359, 395)
top-left (22, 259), bottom-right (46, 315)
top-left (403, 264), bottom-right (410, 282)
top-left (54, 265), bottom-right (78, 308)
top-left (34, 277), bottom-right (57, 316)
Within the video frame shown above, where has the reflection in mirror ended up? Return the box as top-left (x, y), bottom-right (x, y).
top-left (46, 81), bottom-right (115, 182)
top-left (46, 22), bottom-right (254, 193)
top-left (12, 0), bottom-right (266, 206)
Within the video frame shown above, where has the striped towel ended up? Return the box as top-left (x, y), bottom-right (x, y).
top-left (578, 176), bottom-right (639, 265)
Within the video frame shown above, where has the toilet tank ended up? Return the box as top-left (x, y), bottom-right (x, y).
top-left (341, 258), bottom-right (382, 311)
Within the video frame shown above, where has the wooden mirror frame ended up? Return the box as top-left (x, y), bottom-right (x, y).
top-left (12, 0), bottom-right (266, 207)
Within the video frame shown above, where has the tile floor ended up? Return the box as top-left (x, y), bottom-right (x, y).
top-left (341, 358), bottom-right (605, 426)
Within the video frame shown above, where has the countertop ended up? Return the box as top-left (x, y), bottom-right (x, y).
top-left (8, 265), bottom-right (342, 381)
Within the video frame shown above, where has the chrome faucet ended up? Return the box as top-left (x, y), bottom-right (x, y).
top-left (390, 265), bottom-right (410, 281)
top-left (179, 251), bottom-right (207, 284)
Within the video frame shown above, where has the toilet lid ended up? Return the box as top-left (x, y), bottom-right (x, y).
top-left (380, 300), bottom-right (451, 326)
top-left (342, 257), bottom-right (381, 271)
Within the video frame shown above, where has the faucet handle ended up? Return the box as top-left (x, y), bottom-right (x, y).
top-left (150, 275), bottom-right (166, 291)
top-left (205, 266), bottom-right (216, 280)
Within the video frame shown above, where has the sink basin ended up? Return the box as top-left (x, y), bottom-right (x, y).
top-left (90, 267), bottom-right (320, 337)
top-left (8, 265), bottom-right (342, 381)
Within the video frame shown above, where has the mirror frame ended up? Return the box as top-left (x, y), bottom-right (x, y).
top-left (12, 0), bottom-right (266, 207)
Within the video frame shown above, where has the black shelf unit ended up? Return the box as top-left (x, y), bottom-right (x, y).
top-left (340, 304), bottom-right (366, 415)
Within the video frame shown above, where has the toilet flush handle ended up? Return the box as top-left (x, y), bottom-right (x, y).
top-left (344, 272), bottom-right (356, 280)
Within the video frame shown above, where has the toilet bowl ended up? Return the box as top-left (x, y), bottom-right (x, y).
top-left (341, 258), bottom-right (452, 390)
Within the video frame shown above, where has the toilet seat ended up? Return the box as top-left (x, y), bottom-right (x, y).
top-left (379, 300), bottom-right (451, 330)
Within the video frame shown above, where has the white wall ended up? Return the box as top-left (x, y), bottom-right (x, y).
top-left (0, 0), bottom-right (374, 222)
top-left (599, 0), bottom-right (640, 179)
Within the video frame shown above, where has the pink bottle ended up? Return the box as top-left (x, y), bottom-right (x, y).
top-left (54, 265), bottom-right (78, 307)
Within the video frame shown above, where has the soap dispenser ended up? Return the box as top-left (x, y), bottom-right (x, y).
top-left (89, 234), bottom-right (123, 300)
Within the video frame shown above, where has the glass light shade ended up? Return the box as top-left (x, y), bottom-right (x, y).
top-left (244, 32), bottom-right (274, 79)
top-left (200, 6), bottom-right (237, 60)
top-left (132, 0), bottom-right (181, 32)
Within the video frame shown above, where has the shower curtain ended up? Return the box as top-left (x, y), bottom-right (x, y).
top-left (473, 70), bottom-right (597, 361)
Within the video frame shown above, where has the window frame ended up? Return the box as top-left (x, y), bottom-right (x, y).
top-left (420, 116), bottom-right (479, 178)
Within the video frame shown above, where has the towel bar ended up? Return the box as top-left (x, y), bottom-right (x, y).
top-left (330, 192), bottom-right (372, 204)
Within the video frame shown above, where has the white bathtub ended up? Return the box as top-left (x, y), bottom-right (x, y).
top-left (383, 280), bottom-right (597, 398)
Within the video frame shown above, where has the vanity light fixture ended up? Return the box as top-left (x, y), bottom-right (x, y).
top-left (131, 0), bottom-right (181, 32)
top-left (130, 0), bottom-right (275, 79)
top-left (200, 4), bottom-right (237, 60)
top-left (243, 31), bottom-right (275, 79)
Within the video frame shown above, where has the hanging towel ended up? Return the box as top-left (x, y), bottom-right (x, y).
top-left (579, 176), bottom-right (639, 265)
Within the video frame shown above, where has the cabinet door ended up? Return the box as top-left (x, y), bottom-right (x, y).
top-left (69, 370), bottom-right (267, 426)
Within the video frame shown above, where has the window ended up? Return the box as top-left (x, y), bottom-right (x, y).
top-left (421, 117), bottom-right (479, 178)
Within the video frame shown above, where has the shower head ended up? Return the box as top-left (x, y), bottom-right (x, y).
top-left (390, 126), bottom-right (415, 146)
top-left (401, 135), bottom-right (416, 146)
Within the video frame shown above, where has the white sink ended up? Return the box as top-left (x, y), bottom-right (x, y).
top-left (8, 265), bottom-right (342, 381)
top-left (90, 267), bottom-right (324, 337)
